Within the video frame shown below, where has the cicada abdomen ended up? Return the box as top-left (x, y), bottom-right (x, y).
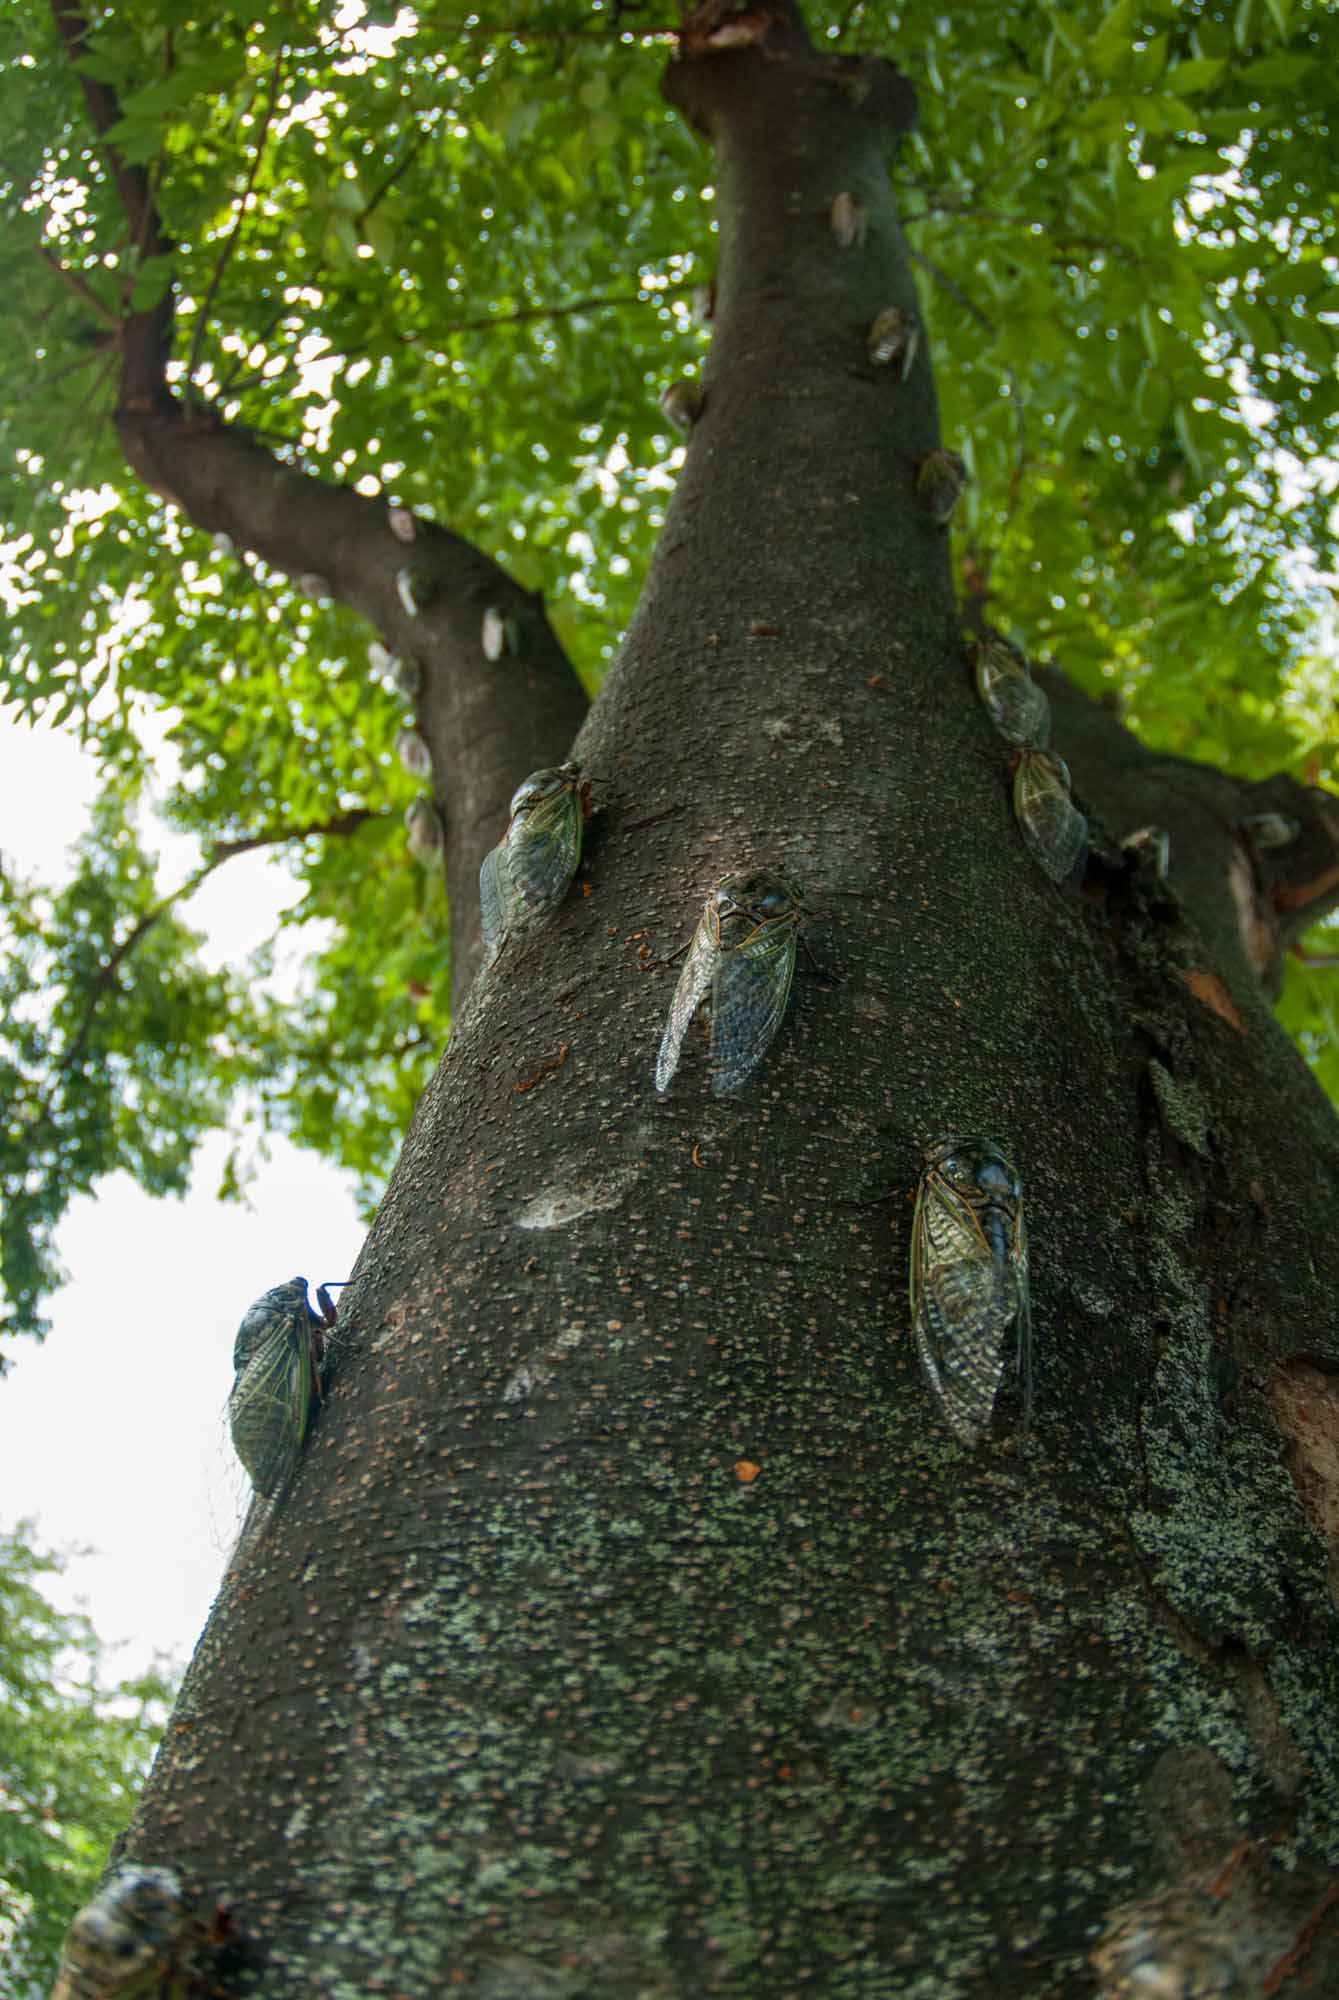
top-left (479, 763), bottom-right (588, 966)
top-left (228, 1278), bottom-right (338, 1500)
top-left (1090, 1886), bottom-right (1255, 1999)
top-left (909, 1135), bottom-right (1031, 1447)
top-left (867, 305), bottom-right (919, 378)
top-left (1012, 747), bottom-right (1088, 886)
top-left (51, 1865), bottom-right (186, 2000)
top-left (655, 872), bottom-right (804, 1098)
top-left (972, 634), bottom-right (1050, 750)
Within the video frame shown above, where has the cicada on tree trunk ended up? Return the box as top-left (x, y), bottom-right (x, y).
top-left (1012, 747), bottom-right (1088, 886)
top-left (655, 871), bottom-right (805, 1098)
top-left (478, 763), bottom-right (590, 967)
top-left (971, 633), bottom-right (1050, 750)
top-left (908, 1135), bottom-right (1032, 1447)
top-left (50, 1866), bottom-right (187, 2000)
top-left (228, 1277), bottom-right (341, 1501)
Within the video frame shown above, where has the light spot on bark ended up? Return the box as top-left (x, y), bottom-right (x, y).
top-left (515, 1169), bottom-right (639, 1232)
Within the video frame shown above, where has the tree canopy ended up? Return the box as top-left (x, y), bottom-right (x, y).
top-left (1, 0), bottom-right (1336, 1354)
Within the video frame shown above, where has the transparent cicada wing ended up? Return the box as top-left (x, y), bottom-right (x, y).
top-left (229, 1304), bottom-right (319, 1499)
top-left (52, 1866), bottom-right (185, 2000)
top-left (655, 909), bottom-right (720, 1095)
top-left (973, 637), bottom-right (1051, 750)
top-left (479, 838), bottom-right (521, 967)
top-left (1013, 749), bottom-right (1088, 885)
top-left (507, 777), bottom-right (583, 917)
top-left (909, 1137), bottom-right (1029, 1445)
top-left (708, 916), bottom-right (798, 1097)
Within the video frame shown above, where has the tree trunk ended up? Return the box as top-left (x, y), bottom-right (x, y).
top-left (117, 16), bottom-right (1339, 1997)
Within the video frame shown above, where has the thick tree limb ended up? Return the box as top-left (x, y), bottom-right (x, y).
top-left (46, 0), bottom-right (591, 1004)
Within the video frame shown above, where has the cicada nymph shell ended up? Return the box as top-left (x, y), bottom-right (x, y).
top-left (228, 1277), bottom-right (340, 1500)
top-left (1090, 1886), bottom-right (1257, 1999)
top-left (909, 1135), bottom-right (1031, 1447)
top-left (479, 763), bottom-right (589, 967)
top-left (867, 305), bottom-right (919, 378)
top-left (1012, 747), bottom-right (1088, 885)
top-left (655, 871), bottom-right (804, 1099)
top-left (51, 1865), bottom-right (186, 2000)
top-left (971, 633), bottom-right (1050, 749)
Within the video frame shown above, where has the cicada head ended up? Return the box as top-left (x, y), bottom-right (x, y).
top-left (1239, 811), bottom-right (1300, 851)
top-left (1012, 748), bottom-right (1088, 886)
top-left (718, 871), bottom-right (804, 925)
top-left (972, 635), bottom-right (1051, 749)
top-left (509, 765), bottom-right (577, 820)
top-left (915, 448), bottom-right (967, 523)
top-left (395, 727), bottom-right (432, 779)
top-left (52, 1866), bottom-right (185, 2000)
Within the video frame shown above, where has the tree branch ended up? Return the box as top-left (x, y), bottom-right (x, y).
top-left (34, 243), bottom-right (121, 328)
top-left (185, 56), bottom-right (285, 401)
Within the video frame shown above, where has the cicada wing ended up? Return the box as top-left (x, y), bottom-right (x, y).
top-left (229, 1317), bottom-right (313, 1498)
top-left (506, 784), bottom-right (582, 918)
top-left (479, 839), bottom-right (520, 967)
top-left (656, 917), bottom-right (719, 1095)
top-left (708, 921), bottom-right (797, 1097)
top-left (912, 1253), bottom-right (1015, 1447)
top-left (1015, 756), bottom-right (1087, 884)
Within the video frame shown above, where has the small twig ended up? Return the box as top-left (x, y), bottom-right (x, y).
top-left (185, 57), bottom-right (284, 399)
top-left (208, 807), bottom-right (379, 863)
top-left (358, 108), bottom-right (444, 224)
top-left (35, 244), bottom-right (121, 327)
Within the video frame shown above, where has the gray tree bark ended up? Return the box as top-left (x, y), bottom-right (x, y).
top-left (108, 9), bottom-right (1339, 1997)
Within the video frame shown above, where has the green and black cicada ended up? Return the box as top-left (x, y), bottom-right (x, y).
top-left (971, 633), bottom-right (1050, 750)
top-left (909, 1135), bottom-right (1031, 1447)
top-left (51, 1865), bottom-right (187, 2000)
top-left (228, 1277), bottom-right (342, 1500)
top-left (1011, 746), bottom-right (1088, 886)
top-left (479, 763), bottom-right (590, 967)
top-left (656, 871), bottom-right (805, 1098)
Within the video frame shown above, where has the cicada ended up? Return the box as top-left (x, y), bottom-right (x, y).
top-left (1090, 1886), bottom-right (1255, 1999)
top-left (481, 605), bottom-right (519, 661)
top-left (396, 562), bottom-right (434, 617)
top-left (831, 191), bottom-right (869, 248)
top-left (1012, 747), bottom-right (1088, 885)
top-left (659, 378), bottom-right (704, 434)
top-left (228, 1278), bottom-right (342, 1500)
top-left (395, 727), bottom-right (432, 778)
top-left (405, 796), bottom-right (443, 862)
top-left (1239, 811), bottom-right (1299, 851)
top-left (51, 1865), bottom-right (186, 2000)
top-left (867, 305), bottom-right (919, 378)
top-left (655, 871), bottom-right (804, 1098)
top-left (479, 763), bottom-right (589, 966)
top-left (914, 448), bottom-right (967, 523)
top-left (909, 1135), bottom-right (1031, 1447)
top-left (387, 504), bottom-right (417, 544)
top-left (971, 634), bottom-right (1050, 749)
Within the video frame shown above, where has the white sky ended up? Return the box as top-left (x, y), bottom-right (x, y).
top-left (0, 719), bottom-right (369, 1680)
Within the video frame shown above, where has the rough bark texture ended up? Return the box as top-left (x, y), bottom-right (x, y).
top-left (113, 21), bottom-right (1339, 2000)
